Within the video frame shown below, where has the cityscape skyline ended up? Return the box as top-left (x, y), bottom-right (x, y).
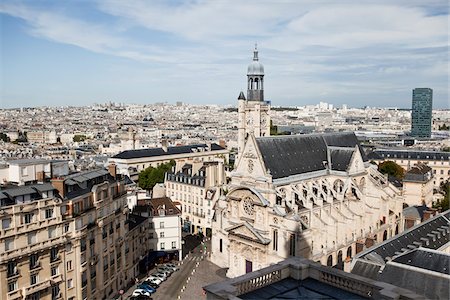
top-left (1, 0), bottom-right (449, 109)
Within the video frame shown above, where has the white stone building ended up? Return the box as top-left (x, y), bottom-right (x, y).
top-left (133, 197), bottom-right (182, 261)
top-left (210, 47), bottom-right (405, 278)
top-left (165, 161), bottom-right (225, 235)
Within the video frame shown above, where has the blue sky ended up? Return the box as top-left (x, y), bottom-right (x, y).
top-left (0, 0), bottom-right (448, 108)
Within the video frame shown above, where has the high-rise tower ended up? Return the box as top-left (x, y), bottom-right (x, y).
top-left (237, 45), bottom-right (271, 157)
top-left (411, 88), bottom-right (433, 138)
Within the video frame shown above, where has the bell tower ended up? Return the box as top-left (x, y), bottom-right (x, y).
top-left (237, 45), bottom-right (271, 158)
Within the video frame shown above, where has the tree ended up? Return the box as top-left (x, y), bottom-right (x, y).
top-left (73, 135), bottom-right (87, 142)
top-left (433, 180), bottom-right (449, 211)
top-left (378, 160), bottom-right (405, 179)
top-left (0, 133), bottom-right (10, 142)
top-left (138, 160), bottom-right (175, 190)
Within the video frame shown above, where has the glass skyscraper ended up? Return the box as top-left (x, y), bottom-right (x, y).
top-left (411, 88), bottom-right (433, 138)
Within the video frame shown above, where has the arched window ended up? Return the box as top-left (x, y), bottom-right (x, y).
top-left (395, 224), bottom-right (399, 235)
top-left (347, 246), bottom-right (352, 258)
top-left (383, 230), bottom-right (388, 241)
top-left (337, 251), bottom-right (343, 270)
top-left (249, 78), bottom-right (253, 90)
top-left (255, 78), bottom-right (259, 89)
top-left (327, 255), bottom-right (333, 266)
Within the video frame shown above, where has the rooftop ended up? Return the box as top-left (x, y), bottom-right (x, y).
top-left (204, 257), bottom-right (423, 300)
top-left (112, 143), bottom-right (225, 160)
top-left (256, 132), bottom-right (365, 179)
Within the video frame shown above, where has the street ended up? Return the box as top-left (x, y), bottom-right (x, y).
top-left (123, 236), bottom-right (227, 300)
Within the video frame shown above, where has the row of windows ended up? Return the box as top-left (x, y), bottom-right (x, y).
top-left (181, 205), bottom-right (211, 216)
top-left (1, 208), bottom-right (55, 230)
top-left (167, 182), bottom-right (205, 194)
top-left (160, 241), bottom-right (177, 250)
top-left (4, 226), bottom-right (63, 251)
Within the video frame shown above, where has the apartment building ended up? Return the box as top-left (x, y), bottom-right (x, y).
top-left (165, 161), bottom-right (225, 235)
top-left (133, 197), bottom-right (182, 263)
top-left (0, 183), bottom-right (64, 300)
top-left (0, 165), bottom-right (134, 300)
top-left (50, 166), bottom-right (129, 300)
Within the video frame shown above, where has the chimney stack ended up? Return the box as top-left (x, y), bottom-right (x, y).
top-left (51, 178), bottom-right (65, 198)
top-left (108, 163), bottom-right (117, 179)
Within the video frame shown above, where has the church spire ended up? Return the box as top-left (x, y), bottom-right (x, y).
top-left (253, 43), bottom-right (259, 61)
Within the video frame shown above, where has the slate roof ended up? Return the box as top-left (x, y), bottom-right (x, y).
top-left (367, 149), bottom-right (450, 161)
top-left (406, 164), bottom-right (432, 175)
top-left (112, 143), bottom-right (225, 159)
top-left (354, 209), bottom-right (450, 263)
top-left (255, 132), bottom-right (363, 179)
top-left (330, 148), bottom-right (354, 171)
top-left (3, 186), bottom-right (39, 197)
top-left (392, 248), bottom-right (450, 275)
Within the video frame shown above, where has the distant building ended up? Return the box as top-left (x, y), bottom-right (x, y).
top-left (109, 143), bottom-right (229, 180)
top-left (411, 88), bottom-right (432, 138)
top-left (367, 149), bottom-right (449, 188)
top-left (27, 130), bottom-right (58, 144)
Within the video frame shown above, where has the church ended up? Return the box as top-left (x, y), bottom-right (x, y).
top-left (210, 47), bottom-right (405, 278)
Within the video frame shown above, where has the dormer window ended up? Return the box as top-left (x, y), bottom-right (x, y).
top-left (158, 209), bottom-right (165, 216)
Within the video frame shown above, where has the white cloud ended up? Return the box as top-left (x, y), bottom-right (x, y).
top-left (0, 0), bottom-right (448, 107)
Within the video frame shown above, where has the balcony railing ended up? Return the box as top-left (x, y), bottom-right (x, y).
top-left (204, 258), bottom-right (414, 300)
top-left (234, 268), bottom-right (282, 295)
top-left (7, 289), bottom-right (22, 300)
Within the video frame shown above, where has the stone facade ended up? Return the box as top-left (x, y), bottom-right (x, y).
top-left (211, 49), bottom-right (405, 278)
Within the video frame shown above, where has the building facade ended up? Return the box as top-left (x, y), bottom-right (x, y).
top-left (133, 197), bottom-right (183, 262)
top-left (411, 88), bottom-right (433, 138)
top-left (165, 161), bottom-right (225, 235)
top-left (0, 184), bottom-right (65, 300)
top-left (403, 164), bottom-right (434, 207)
top-left (0, 165), bottom-right (143, 300)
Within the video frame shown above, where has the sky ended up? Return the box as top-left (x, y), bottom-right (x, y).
top-left (0, 0), bottom-right (448, 109)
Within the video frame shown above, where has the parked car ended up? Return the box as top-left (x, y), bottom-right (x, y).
top-left (164, 263), bottom-right (179, 271)
top-left (150, 272), bottom-right (167, 281)
top-left (137, 284), bottom-right (156, 294)
top-left (129, 296), bottom-right (152, 300)
top-left (156, 267), bottom-right (172, 277)
top-left (143, 280), bottom-right (159, 289)
top-left (132, 289), bottom-right (151, 297)
top-left (157, 266), bottom-right (173, 274)
top-left (145, 277), bottom-right (162, 286)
